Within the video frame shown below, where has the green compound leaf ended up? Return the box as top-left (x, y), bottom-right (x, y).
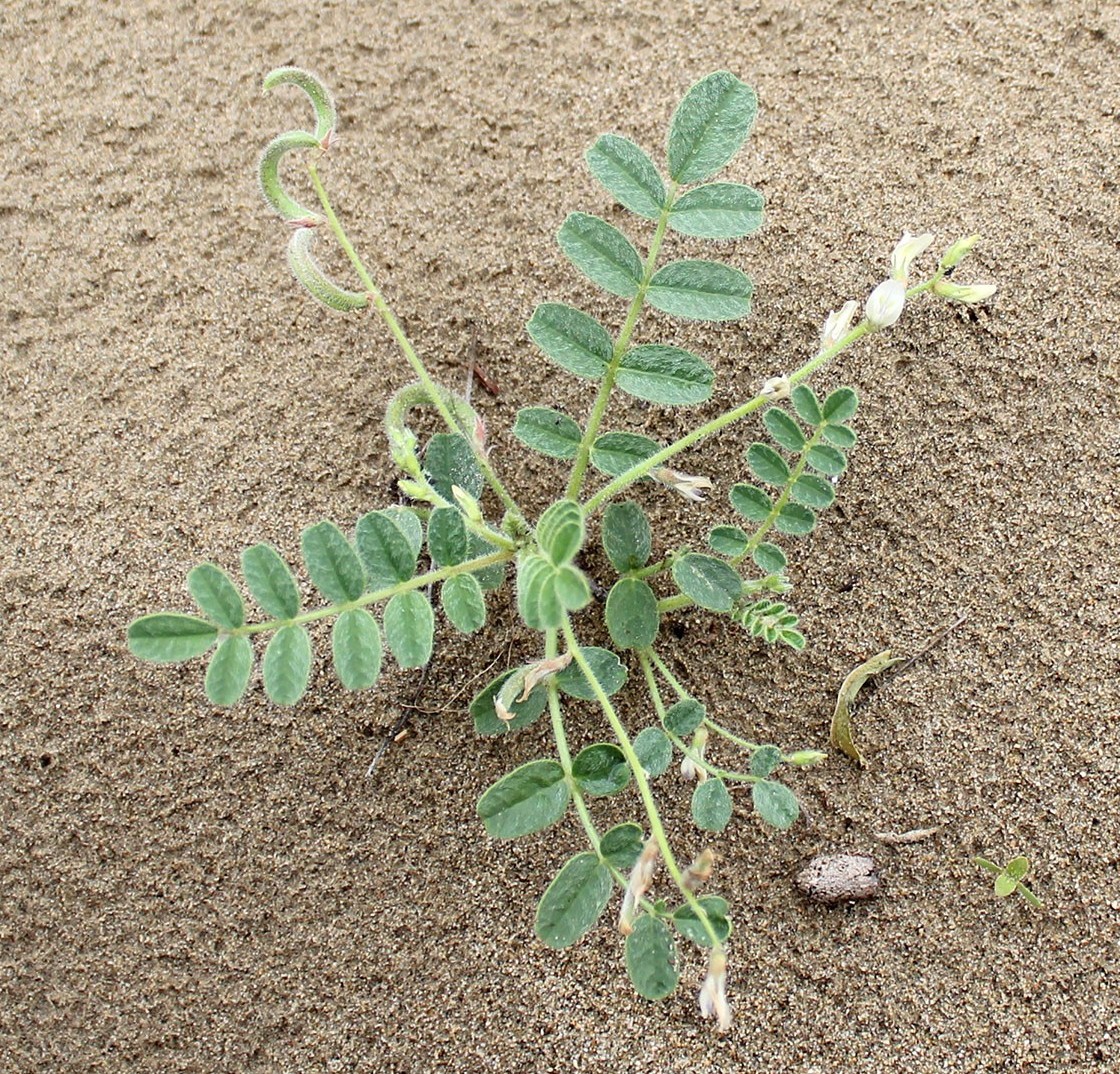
top-left (536, 499), bottom-right (585, 566)
top-left (672, 553), bottom-right (743, 612)
top-left (663, 698), bottom-right (706, 737)
top-left (668, 183), bottom-right (764, 239)
top-left (747, 442), bottom-right (790, 486)
top-left (441, 574), bottom-right (486, 634)
top-left (599, 822), bottom-right (645, 869)
top-left (730, 482), bottom-right (772, 523)
top-left (241, 543), bottom-right (301, 620)
top-left (667, 70), bottom-right (758, 185)
top-left (775, 503), bottom-right (817, 536)
top-left (535, 852), bottom-right (613, 949)
top-left (691, 777), bottom-right (733, 832)
top-left (673, 896), bottom-right (732, 947)
top-left (752, 542), bottom-right (787, 574)
top-left (585, 134), bottom-right (666, 219)
top-left (763, 407), bottom-right (807, 452)
top-left (606, 577), bottom-right (659, 650)
top-left (331, 607), bottom-right (382, 690)
top-left (128, 614), bottom-right (218, 664)
top-left (512, 407), bottom-right (582, 459)
top-left (187, 563), bottom-right (245, 629)
top-left (822, 423), bottom-right (858, 450)
top-left (424, 433), bottom-right (484, 500)
top-left (204, 635), bottom-right (253, 706)
top-left (790, 384), bottom-right (823, 425)
top-left (749, 744), bottom-right (784, 778)
top-left (301, 521), bottom-right (365, 604)
top-left (708, 524), bottom-right (750, 557)
top-left (806, 444), bottom-right (848, 476)
top-left (647, 260), bottom-right (753, 322)
top-left (470, 669), bottom-right (548, 736)
top-left (790, 473), bottom-right (836, 510)
top-left (590, 432), bottom-right (662, 478)
top-left (555, 646), bottom-right (627, 700)
top-left (572, 743), bottom-right (631, 796)
top-left (633, 727), bottom-right (673, 778)
top-left (616, 345), bottom-right (714, 406)
top-left (355, 510), bottom-right (419, 591)
top-left (477, 758), bottom-right (570, 839)
top-left (752, 779), bottom-right (800, 829)
top-left (383, 590), bottom-right (434, 669)
top-left (601, 501), bottom-right (652, 572)
top-left (262, 624), bottom-right (312, 706)
top-left (427, 506), bottom-right (469, 568)
top-left (626, 915), bottom-right (679, 1000)
top-left (822, 386), bottom-right (859, 424)
top-left (557, 212), bottom-right (643, 298)
top-left (526, 303), bottom-right (613, 380)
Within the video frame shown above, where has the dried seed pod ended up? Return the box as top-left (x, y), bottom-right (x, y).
top-left (796, 853), bottom-right (879, 904)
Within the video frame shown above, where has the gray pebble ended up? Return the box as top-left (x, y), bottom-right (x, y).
top-left (797, 853), bottom-right (880, 903)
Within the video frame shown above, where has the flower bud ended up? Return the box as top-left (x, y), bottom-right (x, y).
top-left (785, 749), bottom-right (828, 767)
top-left (932, 279), bottom-right (997, 305)
top-left (451, 484), bottom-right (483, 523)
top-left (683, 849), bottom-right (716, 892)
top-left (820, 300), bottom-right (859, 351)
top-left (864, 278), bottom-right (906, 329)
top-left (760, 375), bottom-right (790, 401)
top-left (619, 838), bottom-right (659, 935)
top-left (939, 234), bottom-right (981, 271)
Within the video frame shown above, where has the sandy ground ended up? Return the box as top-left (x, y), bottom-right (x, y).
top-left (2, 1), bottom-right (1119, 1071)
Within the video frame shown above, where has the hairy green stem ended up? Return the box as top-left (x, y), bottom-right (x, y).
top-left (563, 617), bottom-right (721, 950)
top-left (232, 548), bottom-right (513, 636)
top-left (306, 161), bottom-right (525, 526)
top-left (565, 183), bottom-right (681, 499)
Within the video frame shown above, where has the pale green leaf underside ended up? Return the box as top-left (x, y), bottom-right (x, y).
top-left (128, 614), bottom-right (218, 664)
top-left (441, 574), bottom-right (486, 634)
top-left (188, 563), bottom-right (245, 629)
top-left (331, 607), bottom-right (382, 690)
top-left (204, 635), bottom-right (253, 706)
top-left (241, 543), bottom-right (301, 620)
top-left (383, 590), bottom-right (434, 668)
top-left (263, 624), bottom-right (311, 706)
top-left (301, 520), bottom-right (365, 603)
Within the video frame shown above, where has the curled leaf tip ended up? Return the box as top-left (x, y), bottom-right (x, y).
top-left (259, 130), bottom-right (326, 224)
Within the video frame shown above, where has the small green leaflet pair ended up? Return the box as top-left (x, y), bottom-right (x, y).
top-left (513, 71), bottom-right (762, 461)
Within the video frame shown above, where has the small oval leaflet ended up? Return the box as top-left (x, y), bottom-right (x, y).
top-left (672, 554), bottom-right (743, 612)
top-left (127, 614), bottom-right (218, 664)
top-left (477, 758), bottom-right (570, 839)
top-left (585, 134), bottom-right (666, 220)
top-left (188, 563), bottom-right (245, 630)
top-left (331, 608), bottom-right (382, 690)
top-left (625, 915), bottom-right (679, 1000)
top-left (557, 212), bottom-right (643, 298)
top-left (691, 777), bottom-right (733, 832)
top-left (262, 624), bottom-right (312, 706)
top-left (535, 852), bottom-right (613, 949)
top-left (572, 743), bottom-right (630, 796)
top-left (205, 635), bottom-right (253, 707)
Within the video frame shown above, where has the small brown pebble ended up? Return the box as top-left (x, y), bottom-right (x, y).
top-left (796, 854), bottom-right (880, 903)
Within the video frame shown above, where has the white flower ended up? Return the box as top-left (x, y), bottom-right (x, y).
top-left (820, 300), bottom-right (859, 351)
top-left (699, 950), bottom-right (732, 1033)
top-left (864, 278), bottom-right (906, 330)
top-left (651, 466), bottom-right (713, 503)
top-left (889, 231), bottom-right (934, 282)
top-left (932, 279), bottom-right (998, 304)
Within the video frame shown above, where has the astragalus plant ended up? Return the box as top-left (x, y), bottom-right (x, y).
top-left (128, 68), bottom-right (995, 1031)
